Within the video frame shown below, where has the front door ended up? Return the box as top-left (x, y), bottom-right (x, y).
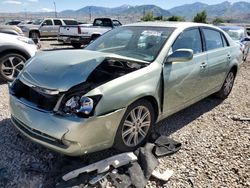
top-left (163, 28), bottom-right (207, 116)
top-left (40, 19), bottom-right (53, 37)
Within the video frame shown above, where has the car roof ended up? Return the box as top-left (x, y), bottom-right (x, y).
top-left (44, 18), bottom-right (76, 20)
top-left (124, 21), bottom-right (220, 30)
top-left (219, 25), bottom-right (244, 30)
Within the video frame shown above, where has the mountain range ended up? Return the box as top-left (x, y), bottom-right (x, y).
top-left (57, 1), bottom-right (250, 22)
top-left (0, 1), bottom-right (249, 23)
top-left (60, 4), bottom-right (171, 17)
top-left (169, 1), bottom-right (250, 20)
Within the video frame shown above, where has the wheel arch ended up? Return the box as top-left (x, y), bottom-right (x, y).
top-left (0, 46), bottom-right (31, 60)
top-left (129, 95), bottom-right (159, 123)
top-left (29, 30), bottom-right (40, 38)
top-left (230, 64), bottom-right (238, 76)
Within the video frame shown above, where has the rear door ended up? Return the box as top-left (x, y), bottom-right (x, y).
top-left (163, 28), bottom-right (207, 115)
top-left (52, 19), bottom-right (63, 36)
top-left (201, 28), bottom-right (230, 92)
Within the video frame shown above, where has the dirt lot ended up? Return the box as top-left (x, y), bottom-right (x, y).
top-left (0, 39), bottom-right (249, 188)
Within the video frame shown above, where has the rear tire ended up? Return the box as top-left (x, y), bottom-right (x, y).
top-left (91, 34), bottom-right (100, 41)
top-left (114, 99), bottom-right (155, 152)
top-left (215, 70), bottom-right (235, 99)
top-left (0, 53), bottom-right (27, 82)
top-left (72, 43), bottom-right (82, 49)
top-left (243, 46), bottom-right (249, 62)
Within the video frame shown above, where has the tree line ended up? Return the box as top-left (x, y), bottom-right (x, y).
top-left (141, 10), bottom-right (229, 24)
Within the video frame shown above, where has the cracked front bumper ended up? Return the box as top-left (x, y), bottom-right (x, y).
top-left (9, 95), bottom-right (126, 156)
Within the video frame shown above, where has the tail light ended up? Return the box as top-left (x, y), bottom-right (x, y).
top-left (77, 26), bottom-right (81, 34)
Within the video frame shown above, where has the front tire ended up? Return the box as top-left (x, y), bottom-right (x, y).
top-left (0, 53), bottom-right (27, 82)
top-left (30, 31), bottom-right (40, 44)
top-left (114, 99), bottom-right (155, 152)
top-left (215, 70), bottom-right (235, 99)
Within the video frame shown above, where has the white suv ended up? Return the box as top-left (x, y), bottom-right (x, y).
top-left (19, 18), bottom-right (78, 42)
top-left (0, 33), bottom-right (37, 81)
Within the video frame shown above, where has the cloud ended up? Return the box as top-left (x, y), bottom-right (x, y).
top-left (2, 0), bottom-right (22, 4)
top-left (27, 0), bottom-right (38, 2)
top-left (41, 8), bottom-right (53, 12)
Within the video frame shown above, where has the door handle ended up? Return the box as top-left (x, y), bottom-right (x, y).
top-left (200, 62), bottom-right (207, 68)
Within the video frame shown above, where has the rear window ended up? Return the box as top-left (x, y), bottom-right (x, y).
top-left (113, 20), bottom-right (122, 27)
top-left (63, 20), bottom-right (78, 25)
top-left (93, 19), bottom-right (112, 27)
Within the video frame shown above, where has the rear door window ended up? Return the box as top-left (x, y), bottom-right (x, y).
top-left (172, 28), bottom-right (203, 54)
top-left (203, 28), bottom-right (223, 51)
top-left (54, 19), bottom-right (62, 25)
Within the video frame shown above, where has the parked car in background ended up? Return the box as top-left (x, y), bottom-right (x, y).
top-left (18, 20), bottom-right (33, 25)
top-left (219, 26), bottom-right (250, 61)
top-left (9, 22), bottom-right (242, 156)
top-left (18, 18), bottom-right (78, 42)
top-left (0, 25), bottom-right (23, 36)
top-left (58, 18), bottom-right (122, 48)
top-left (5, 20), bottom-right (21, 26)
top-left (0, 33), bottom-right (37, 81)
top-left (246, 27), bottom-right (250, 36)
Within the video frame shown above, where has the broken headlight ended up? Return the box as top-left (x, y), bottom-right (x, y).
top-left (62, 95), bottom-right (102, 117)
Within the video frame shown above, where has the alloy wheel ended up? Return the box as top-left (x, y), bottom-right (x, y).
top-left (1, 56), bottom-right (25, 81)
top-left (122, 106), bottom-right (151, 147)
top-left (224, 72), bottom-right (234, 96)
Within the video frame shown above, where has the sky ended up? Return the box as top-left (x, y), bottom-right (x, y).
top-left (0, 0), bottom-right (249, 13)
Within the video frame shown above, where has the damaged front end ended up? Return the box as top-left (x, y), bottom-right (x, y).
top-left (10, 53), bottom-right (147, 116)
top-left (9, 50), bottom-right (148, 155)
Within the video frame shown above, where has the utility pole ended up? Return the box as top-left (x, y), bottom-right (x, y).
top-left (54, 1), bottom-right (57, 18)
top-left (89, 7), bottom-right (92, 22)
top-left (24, 8), bottom-right (27, 20)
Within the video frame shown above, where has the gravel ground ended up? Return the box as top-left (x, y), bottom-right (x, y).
top-left (0, 39), bottom-right (249, 188)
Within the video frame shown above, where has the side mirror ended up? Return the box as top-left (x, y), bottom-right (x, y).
top-left (241, 37), bottom-right (250, 42)
top-left (166, 49), bottom-right (193, 63)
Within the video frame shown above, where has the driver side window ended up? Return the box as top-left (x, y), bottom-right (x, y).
top-left (172, 28), bottom-right (202, 54)
top-left (43, 19), bottom-right (53, 26)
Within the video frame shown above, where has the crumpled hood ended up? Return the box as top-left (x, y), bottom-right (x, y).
top-left (19, 50), bottom-right (109, 91)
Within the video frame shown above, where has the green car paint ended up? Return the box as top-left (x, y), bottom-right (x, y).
top-left (9, 22), bottom-right (242, 156)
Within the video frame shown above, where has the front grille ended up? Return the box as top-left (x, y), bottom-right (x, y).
top-left (10, 79), bottom-right (59, 111)
top-left (11, 116), bottom-right (67, 149)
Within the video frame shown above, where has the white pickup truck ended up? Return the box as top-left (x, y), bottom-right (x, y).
top-left (58, 18), bottom-right (122, 48)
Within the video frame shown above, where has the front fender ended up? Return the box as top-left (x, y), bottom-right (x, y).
top-left (0, 45), bottom-right (31, 59)
top-left (86, 62), bottom-right (162, 116)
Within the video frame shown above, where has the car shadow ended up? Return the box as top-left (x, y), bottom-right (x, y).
top-left (0, 95), bottom-right (223, 187)
top-left (154, 96), bottom-right (223, 136)
top-left (0, 79), bottom-right (6, 85)
top-left (49, 43), bottom-right (71, 46)
top-left (40, 38), bottom-right (57, 41)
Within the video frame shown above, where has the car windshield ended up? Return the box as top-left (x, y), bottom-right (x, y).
top-left (86, 26), bottom-right (175, 62)
top-left (221, 28), bottom-right (245, 41)
top-left (32, 19), bottom-right (43, 25)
